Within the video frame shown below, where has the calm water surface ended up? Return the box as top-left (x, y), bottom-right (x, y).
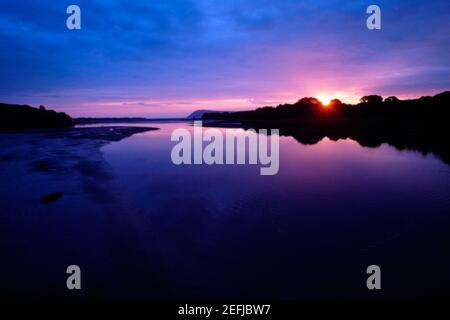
top-left (100, 122), bottom-right (450, 298)
top-left (3, 122), bottom-right (449, 299)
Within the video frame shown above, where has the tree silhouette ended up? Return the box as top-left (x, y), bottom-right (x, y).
top-left (384, 96), bottom-right (400, 103)
top-left (360, 95), bottom-right (383, 105)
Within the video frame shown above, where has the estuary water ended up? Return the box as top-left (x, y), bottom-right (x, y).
top-left (99, 121), bottom-right (450, 299)
top-left (1, 121), bottom-right (450, 299)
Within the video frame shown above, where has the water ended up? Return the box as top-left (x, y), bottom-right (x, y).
top-left (1, 122), bottom-right (449, 298)
top-left (99, 122), bottom-right (450, 299)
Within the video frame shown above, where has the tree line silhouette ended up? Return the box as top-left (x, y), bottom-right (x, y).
top-left (203, 91), bottom-right (450, 122)
top-left (0, 103), bottom-right (73, 130)
top-left (203, 91), bottom-right (450, 165)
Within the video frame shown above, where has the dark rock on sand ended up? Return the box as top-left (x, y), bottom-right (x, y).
top-left (40, 192), bottom-right (63, 204)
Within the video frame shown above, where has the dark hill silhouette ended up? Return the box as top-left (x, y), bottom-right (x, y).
top-left (187, 110), bottom-right (224, 120)
top-left (0, 103), bottom-right (73, 130)
top-left (203, 91), bottom-right (450, 166)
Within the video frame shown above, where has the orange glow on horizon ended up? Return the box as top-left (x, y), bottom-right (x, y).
top-left (315, 91), bottom-right (360, 106)
top-left (316, 94), bottom-right (333, 106)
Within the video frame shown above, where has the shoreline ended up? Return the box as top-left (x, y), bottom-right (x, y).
top-left (0, 125), bottom-right (159, 207)
top-left (0, 126), bottom-right (162, 297)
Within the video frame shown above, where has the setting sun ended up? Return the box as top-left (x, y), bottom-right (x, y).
top-left (315, 91), bottom-right (358, 106)
top-left (317, 94), bottom-right (333, 106)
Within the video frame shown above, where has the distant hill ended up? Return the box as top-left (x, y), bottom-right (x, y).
top-left (187, 110), bottom-right (226, 120)
top-left (0, 103), bottom-right (73, 130)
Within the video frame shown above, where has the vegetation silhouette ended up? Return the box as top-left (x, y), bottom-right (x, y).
top-left (203, 91), bottom-right (450, 165)
top-left (0, 103), bottom-right (73, 130)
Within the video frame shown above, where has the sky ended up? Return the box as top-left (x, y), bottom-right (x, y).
top-left (0, 0), bottom-right (449, 117)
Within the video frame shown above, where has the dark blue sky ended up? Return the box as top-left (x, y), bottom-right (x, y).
top-left (0, 0), bottom-right (449, 117)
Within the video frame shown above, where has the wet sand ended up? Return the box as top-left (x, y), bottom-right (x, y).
top-left (0, 126), bottom-right (166, 298)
